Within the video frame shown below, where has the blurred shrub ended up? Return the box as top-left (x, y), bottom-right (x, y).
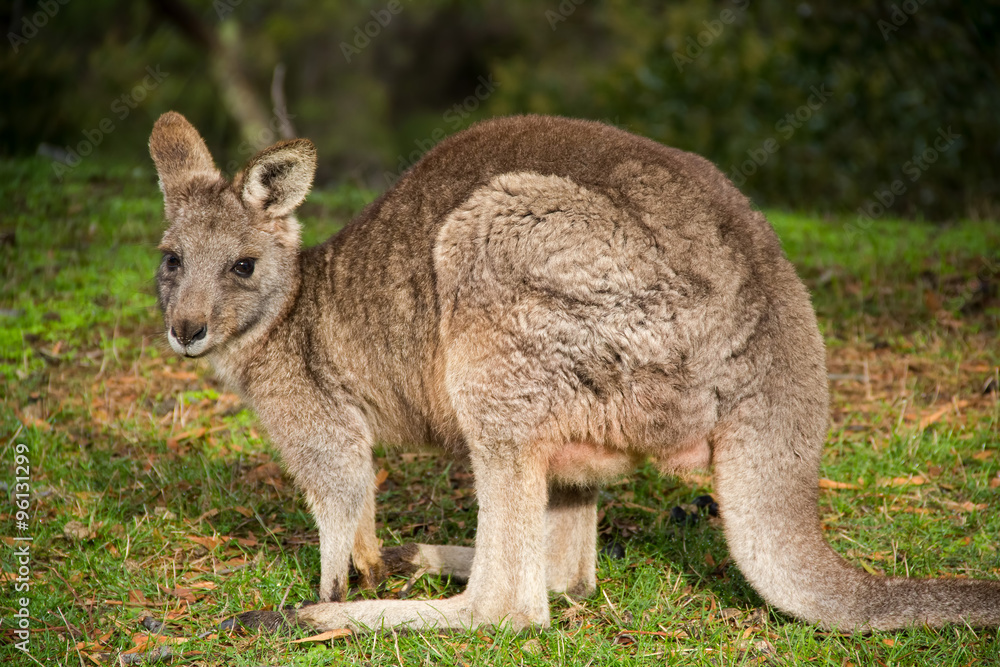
top-left (487, 0), bottom-right (999, 220)
top-left (1, 0), bottom-right (996, 220)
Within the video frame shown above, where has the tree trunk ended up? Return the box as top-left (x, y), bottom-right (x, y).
top-left (147, 0), bottom-right (273, 146)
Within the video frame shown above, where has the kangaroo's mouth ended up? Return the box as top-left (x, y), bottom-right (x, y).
top-left (166, 327), bottom-right (213, 358)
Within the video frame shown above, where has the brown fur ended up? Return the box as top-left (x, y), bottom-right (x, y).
top-left (150, 111), bottom-right (1000, 633)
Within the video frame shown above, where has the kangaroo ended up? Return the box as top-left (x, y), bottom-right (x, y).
top-left (150, 111), bottom-right (1000, 634)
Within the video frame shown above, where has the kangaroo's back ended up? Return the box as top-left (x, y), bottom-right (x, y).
top-left (314, 115), bottom-right (805, 448)
top-left (349, 115), bottom-right (782, 267)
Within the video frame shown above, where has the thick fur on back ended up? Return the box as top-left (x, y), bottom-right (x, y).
top-left (301, 117), bottom-right (794, 452)
top-left (151, 113), bottom-right (1000, 634)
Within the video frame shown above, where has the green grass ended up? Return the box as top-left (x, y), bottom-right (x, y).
top-left (1, 156), bottom-right (998, 665)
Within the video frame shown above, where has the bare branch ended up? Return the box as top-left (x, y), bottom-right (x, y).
top-left (271, 63), bottom-right (298, 140)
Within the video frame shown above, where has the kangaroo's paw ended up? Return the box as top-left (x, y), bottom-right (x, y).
top-left (381, 544), bottom-right (421, 576)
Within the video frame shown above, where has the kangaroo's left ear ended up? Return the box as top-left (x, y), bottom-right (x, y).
top-left (240, 139), bottom-right (317, 218)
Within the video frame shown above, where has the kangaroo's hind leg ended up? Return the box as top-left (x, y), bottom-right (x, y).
top-left (381, 544), bottom-right (474, 583)
top-left (545, 484), bottom-right (598, 598)
top-left (380, 484), bottom-right (598, 598)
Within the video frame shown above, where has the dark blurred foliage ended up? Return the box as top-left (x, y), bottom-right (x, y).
top-left (2, 0), bottom-right (997, 219)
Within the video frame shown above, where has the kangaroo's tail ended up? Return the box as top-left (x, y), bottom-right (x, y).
top-left (712, 377), bottom-right (1000, 631)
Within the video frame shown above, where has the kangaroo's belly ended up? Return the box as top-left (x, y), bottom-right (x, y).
top-left (547, 436), bottom-right (712, 486)
top-left (547, 441), bottom-right (644, 485)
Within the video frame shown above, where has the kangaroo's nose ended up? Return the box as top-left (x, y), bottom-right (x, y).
top-left (171, 322), bottom-right (208, 346)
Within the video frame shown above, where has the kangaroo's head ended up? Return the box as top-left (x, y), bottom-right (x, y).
top-left (149, 112), bottom-right (316, 358)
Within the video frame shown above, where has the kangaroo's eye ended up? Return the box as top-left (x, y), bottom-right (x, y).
top-left (164, 253), bottom-right (181, 270)
top-left (233, 258), bottom-right (256, 278)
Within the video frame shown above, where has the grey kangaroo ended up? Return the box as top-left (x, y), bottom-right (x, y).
top-left (150, 111), bottom-right (1000, 633)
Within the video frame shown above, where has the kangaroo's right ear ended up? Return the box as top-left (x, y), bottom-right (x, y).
top-left (149, 111), bottom-right (219, 194)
